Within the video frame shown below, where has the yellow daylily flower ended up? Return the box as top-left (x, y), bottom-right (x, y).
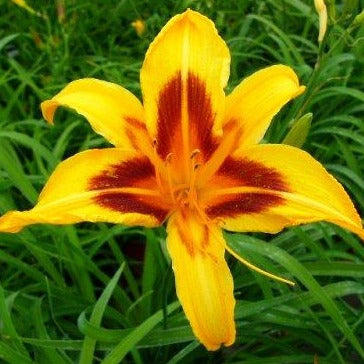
top-left (0, 10), bottom-right (363, 350)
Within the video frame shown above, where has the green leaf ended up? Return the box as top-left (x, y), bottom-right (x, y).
top-left (31, 299), bottom-right (69, 364)
top-left (79, 263), bottom-right (125, 364)
top-left (0, 34), bottom-right (20, 52)
top-left (0, 342), bottom-right (33, 364)
top-left (282, 113), bottom-right (312, 147)
top-left (227, 234), bottom-right (364, 359)
top-left (0, 286), bottom-right (30, 359)
top-left (101, 301), bottom-right (180, 363)
top-left (166, 341), bottom-right (199, 364)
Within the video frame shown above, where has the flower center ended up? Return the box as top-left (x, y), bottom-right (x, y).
top-left (155, 149), bottom-right (207, 219)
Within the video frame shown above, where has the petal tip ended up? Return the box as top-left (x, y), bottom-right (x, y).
top-left (294, 85), bottom-right (306, 98)
top-left (40, 99), bottom-right (57, 124)
top-left (0, 211), bottom-right (26, 233)
top-left (183, 8), bottom-right (207, 19)
top-left (202, 326), bottom-right (236, 351)
top-left (270, 64), bottom-right (305, 92)
top-left (353, 224), bottom-right (364, 241)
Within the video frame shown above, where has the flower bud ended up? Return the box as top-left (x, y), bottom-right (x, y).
top-left (314, 0), bottom-right (328, 42)
top-left (282, 113), bottom-right (312, 148)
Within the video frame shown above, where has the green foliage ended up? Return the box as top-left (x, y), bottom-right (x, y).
top-left (0, 0), bottom-right (363, 363)
top-left (282, 113), bottom-right (312, 147)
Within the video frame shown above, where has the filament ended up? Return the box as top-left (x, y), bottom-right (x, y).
top-left (165, 153), bottom-right (176, 203)
top-left (225, 244), bottom-right (295, 286)
top-left (197, 123), bottom-right (241, 185)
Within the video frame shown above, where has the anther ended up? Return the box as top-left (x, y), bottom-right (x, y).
top-left (190, 149), bottom-right (200, 159)
top-left (189, 150), bottom-right (201, 190)
top-left (165, 152), bottom-right (174, 164)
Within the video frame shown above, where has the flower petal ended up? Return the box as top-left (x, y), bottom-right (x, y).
top-left (41, 78), bottom-right (146, 149)
top-left (166, 211), bottom-right (235, 350)
top-left (0, 149), bottom-right (170, 233)
top-left (202, 144), bottom-right (364, 239)
top-left (141, 10), bottom-right (230, 172)
top-left (225, 65), bottom-right (305, 148)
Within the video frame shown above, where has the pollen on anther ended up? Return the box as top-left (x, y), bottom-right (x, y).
top-left (190, 149), bottom-right (201, 159)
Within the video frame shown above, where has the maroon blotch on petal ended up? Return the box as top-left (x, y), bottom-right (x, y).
top-left (218, 157), bottom-right (289, 191)
top-left (156, 71), bottom-right (218, 160)
top-left (187, 72), bottom-right (218, 160)
top-left (206, 193), bottom-right (284, 219)
top-left (156, 72), bottom-right (182, 158)
top-left (206, 157), bottom-right (290, 218)
top-left (93, 192), bottom-right (168, 223)
top-left (88, 157), bottom-right (169, 223)
top-left (89, 157), bottom-right (155, 190)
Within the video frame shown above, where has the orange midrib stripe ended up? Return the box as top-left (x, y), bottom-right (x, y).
top-left (181, 22), bottom-right (191, 179)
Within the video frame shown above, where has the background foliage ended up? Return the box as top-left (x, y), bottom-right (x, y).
top-left (0, 0), bottom-right (364, 363)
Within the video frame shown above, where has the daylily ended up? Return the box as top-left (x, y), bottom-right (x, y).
top-left (0, 10), bottom-right (363, 350)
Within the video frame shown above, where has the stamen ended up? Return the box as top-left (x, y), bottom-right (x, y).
top-left (175, 190), bottom-right (189, 207)
top-left (190, 197), bottom-right (210, 226)
top-left (151, 140), bottom-right (164, 194)
top-left (165, 153), bottom-right (176, 203)
top-left (190, 149), bottom-right (200, 160)
top-left (188, 163), bottom-right (200, 194)
top-left (128, 124), bottom-right (165, 174)
top-left (126, 124), bottom-right (170, 198)
top-left (188, 148), bottom-right (200, 192)
top-left (172, 184), bottom-right (188, 193)
top-left (225, 244), bottom-right (295, 286)
top-left (197, 123), bottom-right (241, 186)
top-left (202, 221), bottom-right (293, 286)
top-left (165, 152), bottom-right (174, 163)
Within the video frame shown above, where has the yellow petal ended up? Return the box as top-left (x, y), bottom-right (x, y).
top-left (202, 144), bottom-right (363, 239)
top-left (225, 65), bottom-right (305, 148)
top-left (140, 9), bottom-right (230, 175)
top-left (0, 149), bottom-right (170, 233)
top-left (41, 78), bottom-right (145, 149)
top-left (166, 211), bottom-right (235, 350)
